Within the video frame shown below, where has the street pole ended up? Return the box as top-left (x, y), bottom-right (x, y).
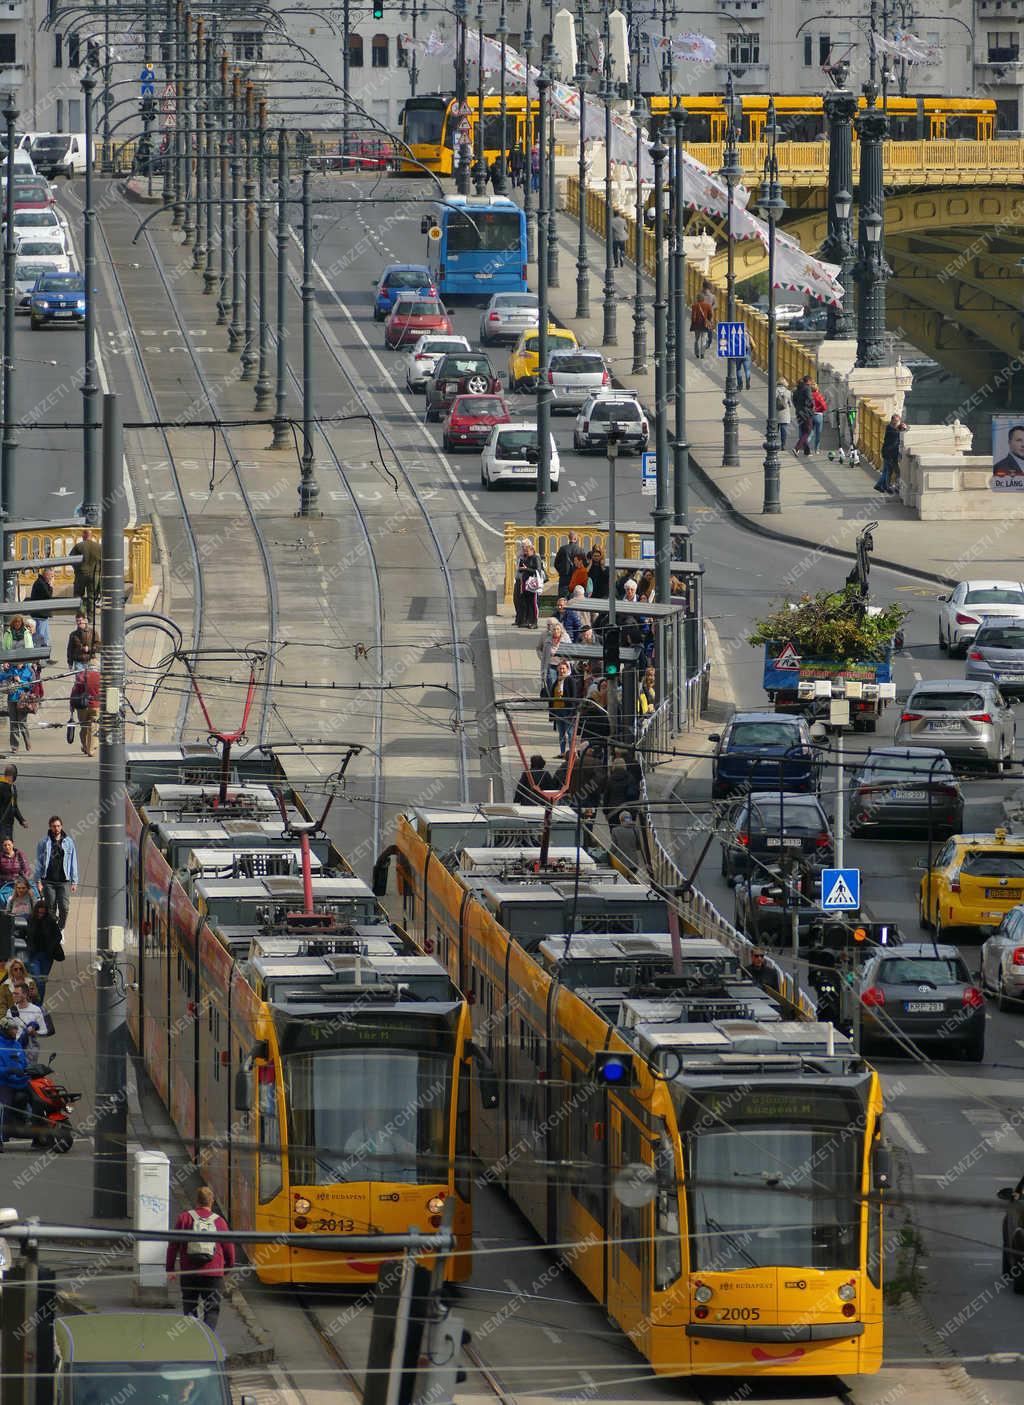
top-left (102, 5), bottom-right (112, 173)
top-left (474, 0), bottom-right (486, 194)
top-left (182, 10), bottom-right (194, 244)
top-left (523, 0), bottom-right (536, 260)
top-left (534, 67), bottom-right (552, 528)
top-left (854, 74), bottom-right (890, 368)
top-left (822, 84), bottom-right (856, 340)
top-left (227, 70), bottom-right (243, 352)
top-left (272, 129), bottom-right (290, 448)
top-left (0, 92), bottom-right (15, 539)
top-left (162, 0), bottom-right (175, 210)
top-left (342, 0), bottom-right (351, 159)
top-left (601, 8), bottom-right (616, 347)
top-left (255, 100), bottom-right (272, 411)
top-left (191, 21), bottom-right (206, 271)
top-left (721, 72), bottom-right (740, 468)
top-left (546, 48), bottom-right (560, 288)
top-left (217, 51), bottom-right (229, 323)
top-left (81, 76), bottom-right (99, 526)
top-left (495, 0), bottom-right (509, 193)
top-left (241, 83), bottom-right (256, 379)
top-left (298, 161), bottom-right (320, 515)
top-left (834, 730), bottom-right (845, 868)
top-left (651, 133), bottom-right (670, 607)
top-left (203, 30), bottom-right (217, 293)
top-left (409, 0), bottom-right (419, 97)
top-left (454, 0), bottom-right (470, 195)
top-left (671, 104), bottom-right (688, 531)
top-left (630, 44), bottom-right (646, 372)
top-left (574, 0), bottom-right (590, 319)
top-left (143, 4), bottom-right (155, 198)
top-left (173, 0), bottom-right (185, 229)
top-left (759, 100), bottom-right (785, 515)
top-left (94, 390), bottom-right (128, 1218)
top-left (606, 430), bottom-right (618, 744)
top-left (665, 113), bottom-right (675, 386)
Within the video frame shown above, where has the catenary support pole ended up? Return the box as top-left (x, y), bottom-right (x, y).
top-left (671, 104), bottom-right (688, 532)
top-left (94, 391), bottom-right (128, 1218)
top-left (298, 161), bottom-right (320, 514)
top-left (651, 133), bottom-right (670, 608)
top-left (241, 83), bottom-right (256, 379)
top-left (228, 70), bottom-right (243, 351)
top-left (1, 92), bottom-right (17, 549)
top-left (255, 100), bottom-right (272, 410)
top-left (534, 68), bottom-right (552, 528)
top-left (81, 76), bottom-right (99, 525)
top-left (217, 52), bottom-right (229, 322)
top-left (272, 130), bottom-right (290, 448)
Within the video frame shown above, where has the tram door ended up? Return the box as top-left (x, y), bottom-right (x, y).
top-left (607, 1104), bottom-right (652, 1350)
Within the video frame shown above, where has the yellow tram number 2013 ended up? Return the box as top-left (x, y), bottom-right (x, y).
top-left (714, 1307), bottom-right (761, 1322)
top-left (313, 1217), bottom-right (356, 1232)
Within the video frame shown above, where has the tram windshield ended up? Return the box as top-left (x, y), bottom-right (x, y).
top-left (284, 1049), bottom-right (452, 1185)
top-left (681, 1086), bottom-right (865, 1272)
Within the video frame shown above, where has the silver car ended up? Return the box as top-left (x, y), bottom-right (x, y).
top-left (893, 679), bottom-right (1016, 772)
top-left (403, 333), bottom-right (470, 393)
top-left (479, 291), bottom-right (539, 345)
top-left (938, 579), bottom-right (1024, 656)
top-left (545, 349), bottom-right (610, 412)
top-left (980, 904), bottom-right (1024, 1011)
top-left (15, 259), bottom-right (53, 311)
top-left (965, 617), bottom-right (1024, 697)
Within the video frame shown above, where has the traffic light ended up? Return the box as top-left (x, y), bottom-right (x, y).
top-left (141, 96), bottom-right (156, 120)
top-left (602, 625), bottom-right (621, 678)
top-left (373, 0), bottom-right (385, 16)
top-left (592, 1050), bottom-right (635, 1087)
top-left (853, 926), bottom-right (868, 943)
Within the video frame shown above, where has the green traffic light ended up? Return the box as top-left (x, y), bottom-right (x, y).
top-left (373, 1), bottom-right (384, 14)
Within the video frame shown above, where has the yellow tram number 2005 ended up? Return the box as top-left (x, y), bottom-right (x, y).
top-left (714, 1307), bottom-right (761, 1322)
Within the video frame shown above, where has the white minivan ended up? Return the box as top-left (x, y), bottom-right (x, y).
top-left (30, 134), bottom-right (88, 179)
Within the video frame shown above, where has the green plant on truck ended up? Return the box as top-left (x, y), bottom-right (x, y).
top-left (748, 585), bottom-right (910, 660)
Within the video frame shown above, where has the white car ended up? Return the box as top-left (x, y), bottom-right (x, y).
top-left (8, 207), bottom-right (67, 249)
top-left (404, 333), bottom-right (470, 393)
top-left (14, 241), bottom-right (72, 273)
top-left (980, 905), bottom-right (1024, 1011)
top-left (938, 579), bottom-right (1024, 657)
top-left (15, 258), bottom-right (61, 310)
top-left (480, 423), bottom-right (560, 492)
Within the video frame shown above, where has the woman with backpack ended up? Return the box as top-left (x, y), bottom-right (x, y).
top-left (775, 377), bottom-right (794, 451)
top-left (166, 1186), bottom-right (235, 1328)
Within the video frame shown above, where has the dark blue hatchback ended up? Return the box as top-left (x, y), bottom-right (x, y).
top-left (709, 710), bottom-right (819, 800)
top-left (373, 263), bottom-right (436, 320)
top-left (29, 271), bottom-right (85, 329)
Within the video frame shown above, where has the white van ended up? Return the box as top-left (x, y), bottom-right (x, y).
top-left (29, 134), bottom-right (87, 179)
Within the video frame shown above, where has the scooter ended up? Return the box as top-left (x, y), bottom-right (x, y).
top-left (1, 1053), bottom-right (80, 1153)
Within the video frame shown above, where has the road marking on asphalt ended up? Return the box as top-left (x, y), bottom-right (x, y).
top-left (963, 1107), bottom-right (1024, 1153)
top-left (887, 1112), bottom-right (928, 1154)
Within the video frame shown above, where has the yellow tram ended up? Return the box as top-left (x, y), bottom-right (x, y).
top-left (383, 803), bottom-right (887, 1377)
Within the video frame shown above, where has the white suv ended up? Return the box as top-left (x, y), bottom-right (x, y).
top-left (480, 424), bottom-right (561, 491)
top-left (573, 391), bottom-right (649, 453)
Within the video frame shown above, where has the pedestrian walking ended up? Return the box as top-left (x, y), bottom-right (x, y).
top-left (0, 957), bottom-right (39, 1009)
top-left (0, 838), bottom-right (29, 886)
top-left (510, 143), bottom-right (524, 187)
top-left (530, 143), bottom-right (540, 191)
top-left (513, 537), bottom-right (544, 628)
top-left (0, 1015), bottom-right (28, 1150)
top-left (69, 668), bottom-right (101, 757)
top-left (4, 879), bottom-right (38, 956)
top-left (9, 983), bottom-right (52, 1061)
top-left (24, 900), bottom-right (63, 1001)
top-left (587, 543), bottom-right (609, 600)
top-left (28, 567), bottom-right (54, 653)
top-left (67, 612), bottom-right (100, 674)
top-left (2, 659), bottom-right (36, 754)
top-left (2, 615), bottom-right (35, 653)
top-left (874, 413), bottom-right (906, 494)
top-left (690, 296), bottom-right (714, 359)
top-left (609, 810), bottom-right (642, 869)
top-left (36, 817), bottom-right (79, 931)
top-left (811, 381), bottom-right (828, 453)
top-left (166, 1186), bottom-right (235, 1329)
top-left (70, 528), bottom-right (102, 619)
top-left (0, 766), bottom-right (26, 845)
top-left (514, 754), bottom-right (555, 805)
top-left (537, 619), bottom-right (565, 692)
top-left (611, 211), bottom-right (627, 267)
top-left (547, 660), bottom-right (579, 756)
top-left (775, 377), bottom-right (794, 451)
top-left (793, 375), bottom-right (814, 457)
top-left (553, 531), bottom-right (580, 598)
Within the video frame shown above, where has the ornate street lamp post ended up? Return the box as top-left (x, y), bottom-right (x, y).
top-left (601, 3), bottom-right (616, 347)
top-left (535, 65), bottom-right (553, 526)
top-left (474, 0), bottom-right (487, 194)
top-left (454, 0), bottom-right (471, 194)
top-left (523, 0), bottom-right (537, 260)
top-left (720, 72), bottom-right (742, 468)
top-left (758, 99), bottom-right (786, 515)
top-left (822, 74), bottom-right (857, 340)
top-left (671, 102), bottom-right (689, 530)
top-left (630, 13), bottom-right (647, 373)
top-left (854, 79), bottom-right (890, 368)
top-left (574, 0), bottom-right (590, 318)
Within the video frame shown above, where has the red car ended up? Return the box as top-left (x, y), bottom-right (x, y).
top-left (442, 394), bottom-right (511, 451)
top-left (384, 294), bottom-right (452, 349)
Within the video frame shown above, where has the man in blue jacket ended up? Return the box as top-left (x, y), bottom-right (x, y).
top-left (0, 1015), bottom-right (29, 1148)
top-left (35, 815), bottom-right (79, 931)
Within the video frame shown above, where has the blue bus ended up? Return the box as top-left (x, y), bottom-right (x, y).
top-left (425, 195), bottom-right (527, 299)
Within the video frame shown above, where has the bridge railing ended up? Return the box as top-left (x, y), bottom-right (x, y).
top-left (682, 138), bottom-right (1024, 181)
top-left (9, 524), bottom-right (153, 603)
top-left (503, 522), bottom-right (644, 603)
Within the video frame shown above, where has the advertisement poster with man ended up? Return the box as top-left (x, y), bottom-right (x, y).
top-left (991, 416), bottom-right (1024, 490)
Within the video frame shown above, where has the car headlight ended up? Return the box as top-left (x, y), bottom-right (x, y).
top-left (76, 300), bottom-right (85, 309)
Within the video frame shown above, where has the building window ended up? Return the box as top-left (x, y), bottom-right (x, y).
top-left (67, 33), bottom-right (80, 68)
top-left (803, 34), bottom-right (813, 66)
top-left (54, 32), bottom-right (63, 68)
top-left (349, 33), bottom-right (363, 67)
top-left (0, 35), bottom-right (16, 66)
top-left (818, 34), bottom-right (832, 66)
top-left (995, 96), bottom-right (1020, 132)
top-left (233, 31), bottom-right (264, 62)
top-left (55, 99), bottom-right (64, 132)
top-left (727, 32), bottom-right (759, 67)
top-left (68, 99), bottom-right (82, 129)
top-left (372, 33), bottom-right (389, 67)
top-left (988, 31), bottom-right (1020, 61)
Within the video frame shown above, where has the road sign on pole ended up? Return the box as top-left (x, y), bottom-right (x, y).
top-left (717, 320), bottom-right (747, 359)
top-left (640, 450), bottom-right (656, 497)
top-left (821, 867), bottom-right (860, 910)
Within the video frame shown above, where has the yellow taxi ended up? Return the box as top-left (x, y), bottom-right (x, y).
top-left (507, 326), bottom-right (579, 392)
top-left (919, 829), bottom-right (1024, 939)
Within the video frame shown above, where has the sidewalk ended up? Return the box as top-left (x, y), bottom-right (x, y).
top-left (533, 203), bottom-right (1017, 582)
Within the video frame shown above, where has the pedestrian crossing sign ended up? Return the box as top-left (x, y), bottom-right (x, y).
top-left (821, 868), bottom-right (860, 911)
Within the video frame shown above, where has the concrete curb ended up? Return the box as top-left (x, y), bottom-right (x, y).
top-left (895, 1293), bottom-right (989, 1403)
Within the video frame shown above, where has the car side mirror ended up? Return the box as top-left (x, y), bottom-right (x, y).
top-left (707, 733), bottom-right (721, 743)
top-left (420, 215), bottom-right (431, 233)
top-left (913, 859), bottom-right (927, 871)
top-left (997, 1186), bottom-right (1017, 1202)
top-left (938, 594), bottom-right (950, 603)
top-left (972, 969), bottom-right (982, 982)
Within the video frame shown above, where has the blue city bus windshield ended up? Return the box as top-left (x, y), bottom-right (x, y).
top-left (431, 202), bottom-right (526, 297)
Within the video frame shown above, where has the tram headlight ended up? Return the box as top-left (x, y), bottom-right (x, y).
top-left (693, 1283), bottom-right (713, 1304)
top-left (426, 1193), bottom-right (447, 1214)
top-left (837, 1282), bottom-right (856, 1302)
top-left (294, 1196), bottom-right (312, 1215)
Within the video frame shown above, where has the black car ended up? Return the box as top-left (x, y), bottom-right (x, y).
top-left (732, 867), bottom-right (820, 947)
top-left (424, 354), bottom-right (500, 421)
top-left (849, 942), bottom-right (985, 1061)
top-left (709, 711), bottom-right (819, 800)
top-left (997, 1176), bottom-right (1024, 1292)
top-left (848, 746), bottom-right (964, 838)
top-left (719, 791), bottom-right (834, 884)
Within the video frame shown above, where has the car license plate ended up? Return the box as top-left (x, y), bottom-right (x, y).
top-left (766, 837), bottom-right (802, 847)
top-left (54, 310), bottom-right (74, 317)
top-left (889, 789), bottom-right (926, 800)
top-left (927, 720), bottom-right (963, 731)
top-left (904, 1001), bottom-right (943, 1013)
top-left (513, 464), bottom-right (534, 473)
top-left (985, 888), bottom-right (1023, 899)
top-left (1000, 673), bottom-right (1024, 682)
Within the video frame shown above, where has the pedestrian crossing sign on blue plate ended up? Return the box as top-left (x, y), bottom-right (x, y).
top-left (717, 321), bottom-right (747, 359)
top-left (821, 867), bottom-right (860, 910)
